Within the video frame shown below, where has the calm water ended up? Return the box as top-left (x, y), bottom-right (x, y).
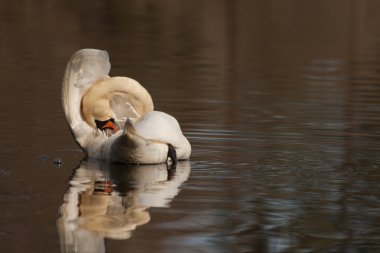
top-left (1, 1), bottom-right (380, 252)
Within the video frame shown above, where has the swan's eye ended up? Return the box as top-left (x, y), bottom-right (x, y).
top-left (95, 118), bottom-right (119, 133)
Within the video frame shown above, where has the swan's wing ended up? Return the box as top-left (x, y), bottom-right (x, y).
top-left (62, 49), bottom-right (110, 148)
top-left (133, 111), bottom-right (191, 159)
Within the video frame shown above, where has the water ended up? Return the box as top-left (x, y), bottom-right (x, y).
top-left (1, 1), bottom-right (380, 252)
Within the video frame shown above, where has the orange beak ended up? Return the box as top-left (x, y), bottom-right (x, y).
top-left (101, 121), bottom-right (120, 133)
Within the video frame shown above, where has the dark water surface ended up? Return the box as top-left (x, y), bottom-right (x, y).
top-left (1, 1), bottom-right (380, 252)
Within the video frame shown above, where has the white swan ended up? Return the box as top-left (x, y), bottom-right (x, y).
top-left (62, 49), bottom-right (191, 164)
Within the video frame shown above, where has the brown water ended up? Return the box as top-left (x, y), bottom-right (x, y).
top-left (1, 1), bottom-right (380, 252)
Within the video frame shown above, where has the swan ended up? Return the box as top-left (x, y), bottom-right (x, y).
top-left (62, 49), bottom-right (191, 164)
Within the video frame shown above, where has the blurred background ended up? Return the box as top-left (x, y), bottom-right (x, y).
top-left (0, 1), bottom-right (379, 252)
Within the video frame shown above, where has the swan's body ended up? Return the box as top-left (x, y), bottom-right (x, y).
top-left (62, 49), bottom-right (191, 163)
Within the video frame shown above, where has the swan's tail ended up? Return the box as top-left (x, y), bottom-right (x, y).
top-left (123, 118), bottom-right (136, 135)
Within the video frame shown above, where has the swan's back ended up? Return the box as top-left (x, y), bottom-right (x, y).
top-left (133, 111), bottom-right (191, 159)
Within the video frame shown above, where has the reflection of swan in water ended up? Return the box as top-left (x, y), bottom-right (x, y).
top-left (57, 160), bottom-right (191, 253)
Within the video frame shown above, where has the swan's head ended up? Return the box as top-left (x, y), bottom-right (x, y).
top-left (91, 99), bottom-right (113, 121)
top-left (82, 89), bottom-right (120, 135)
top-left (86, 98), bottom-right (120, 134)
top-left (81, 77), bottom-right (154, 135)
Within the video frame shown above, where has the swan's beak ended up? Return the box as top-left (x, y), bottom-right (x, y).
top-left (101, 121), bottom-right (120, 134)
